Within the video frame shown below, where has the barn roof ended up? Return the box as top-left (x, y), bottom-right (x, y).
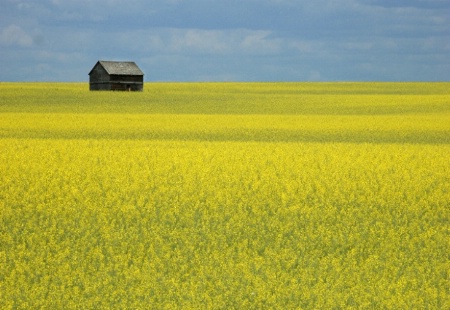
top-left (90, 60), bottom-right (144, 76)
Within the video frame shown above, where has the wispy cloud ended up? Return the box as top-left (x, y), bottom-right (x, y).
top-left (0, 25), bottom-right (33, 47)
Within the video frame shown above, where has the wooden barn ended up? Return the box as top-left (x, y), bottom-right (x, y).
top-left (88, 60), bottom-right (144, 91)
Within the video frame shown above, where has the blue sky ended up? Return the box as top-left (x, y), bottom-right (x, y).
top-left (1, 0), bottom-right (449, 81)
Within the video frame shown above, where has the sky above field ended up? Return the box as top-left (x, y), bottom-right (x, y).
top-left (1, 0), bottom-right (449, 82)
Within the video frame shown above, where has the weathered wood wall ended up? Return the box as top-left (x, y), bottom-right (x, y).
top-left (89, 64), bottom-right (111, 90)
top-left (89, 63), bottom-right (144, 91)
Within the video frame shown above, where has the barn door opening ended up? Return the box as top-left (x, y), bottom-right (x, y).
top-left (126, 84), bottom-right (131, 91)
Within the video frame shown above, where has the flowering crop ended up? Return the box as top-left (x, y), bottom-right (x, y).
top-left (0, 82), bottom-right (449, 308)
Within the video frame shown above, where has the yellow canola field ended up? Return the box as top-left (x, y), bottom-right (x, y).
top-left (0, 82), bottom-right (449, 308)
top-left (1, 112), bottom-right (450, 144)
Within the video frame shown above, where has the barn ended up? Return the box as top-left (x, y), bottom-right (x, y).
top-left (88, 60), bottom-right (144, 91)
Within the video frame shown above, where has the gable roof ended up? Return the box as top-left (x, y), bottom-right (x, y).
top-left (90, 60), bottom-right (144, 76)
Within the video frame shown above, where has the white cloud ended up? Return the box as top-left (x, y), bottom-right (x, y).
top-left (0, 25), bottom-right (33, 47)
top-left (163, 28), bottom-right (283, 55)
top-left (240, 31), bottom-right (281, 54)
top-left (112, 28), bottom-right (284, 56)
top-left (168, 29), bottom-right (230, 54)
top-left (289, 41), bottom-right (319, 53)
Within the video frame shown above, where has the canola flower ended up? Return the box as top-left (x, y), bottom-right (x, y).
top-left (0, 82), bottom-right (449, 308)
